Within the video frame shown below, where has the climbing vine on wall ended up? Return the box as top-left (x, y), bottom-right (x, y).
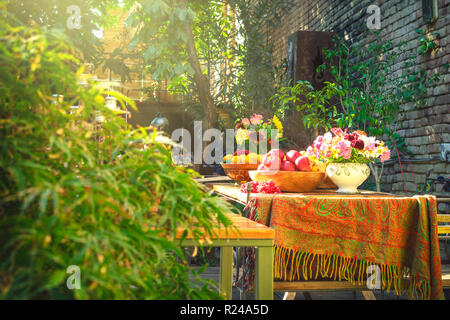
top-left (270, 29), bottom-right (447, 191)
top-left (272, 30), bottom-right (446, 150)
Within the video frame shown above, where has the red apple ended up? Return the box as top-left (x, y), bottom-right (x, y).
top-left (286, 150), bottom-right (301, 163)
top-left (268, 149), bottom-right (285, 161)
top-left (295, 156), bottom-right (311, 171)
top-left (262, 152), bottom-right (282, 170)
top-left (280, 160), bottom-right (296, 171)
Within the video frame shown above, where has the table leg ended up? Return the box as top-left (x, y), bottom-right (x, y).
top-left (220, 246), bottom-right (233, 300)
top-left (255, 246), bottom-right (273, 300)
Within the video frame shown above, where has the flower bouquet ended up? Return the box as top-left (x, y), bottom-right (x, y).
top-left (234, 113), bottom-right (284, 154)
top-left (221, 114), bottom-right (284, 184)
top-left (308, 128), bottom-right (391, 193)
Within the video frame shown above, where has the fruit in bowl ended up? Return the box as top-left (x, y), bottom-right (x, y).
top-left (263, 149), bottom-right (326, 173)
top-left (222, 150), bottom-right (263, 164)
top-left (280, 160), bottom-right (296, 171)
top-left (285, 150), bottom-right (301, 163)
top-left (261, 151), bottom-right (282, 170)
top-left (295, 155), bottom-right (311, 171)
top-left (249, 149), bottom-right (326, 192)
top-left (221, 151), bottom-right (263, 184)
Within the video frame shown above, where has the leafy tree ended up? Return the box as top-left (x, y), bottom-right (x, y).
top-left (7, 0), bottom-right (292, 133)
top-left (270, 80), bottom-right (341, 134)
top-left (227, 0), bottom-right (291, 114)
top-left (123, 0), bottom-right (291, 131)
top-left (0, 11), bottom-right (232, 299)
top-left (5, 0), bottom-right (139, 82)
top-left (5, 0), bottom-right (114, 62)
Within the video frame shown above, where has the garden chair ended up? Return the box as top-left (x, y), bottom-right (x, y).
top-left (438, 209), bottom-right (450, 289)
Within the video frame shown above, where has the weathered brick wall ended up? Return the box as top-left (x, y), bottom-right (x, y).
top-left (268, 0), bottom-right (449, 195)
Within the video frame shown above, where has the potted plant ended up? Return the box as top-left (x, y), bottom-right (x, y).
top-left (309, 128), bottom-right (391, 193)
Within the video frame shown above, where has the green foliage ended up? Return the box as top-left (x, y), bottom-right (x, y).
top-left (5, 1), bottom-right (140, 83)
top-left (270, 31), bottom-right (445, 192)
top-left (270, 80), bottom-right (342, 131)
top-left (5, 0), bottom-right (115, 63)
top-left (323, 33), bottom-right (443, 137)
top-left (0, 16), bottom-right (232, 299)
top-left (271, 31), bottom-right (444, 150)
top-left (417, 181), bottom-right (432, 194)
top-left (124, 0), bottom-right (291, 123)
top-left (225, 0), bottom-right (292, 115)
top-left (327, 149), bottom-right (372, 164)
top-left (125, 0), bottom-right (197, 80)
top-left (416, 29), bottom-right (439, 55)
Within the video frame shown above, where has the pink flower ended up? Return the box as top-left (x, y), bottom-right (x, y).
top-left (248, 131), bottom-right (266, 143)
top-left (323, 132), bottom-right (332, 141)
top-left (313, 136), bottom-right (323, 151)
top-left (331, 127), bottom-right (345, 136)
top-left (380, 149), bottom-right (391, 162)
top-left (313, 142), bottom-right (321, 150)
top-left (366, 142), bottom-right (376, 152)
top-left (242, 118), bottom-right (250, 127)
top-left (250, 114), bottom-right (263, 125)
top-left (315, 136), bottom-right (324, 144)
top-left (337, 141), bottom-right (352, 159)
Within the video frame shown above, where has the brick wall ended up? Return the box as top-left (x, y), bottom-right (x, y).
top-left (268, 0), bottom-right (449, 195)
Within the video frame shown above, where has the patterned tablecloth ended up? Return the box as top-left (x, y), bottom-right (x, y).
top-left (239, 191), bottom-right (444, 300)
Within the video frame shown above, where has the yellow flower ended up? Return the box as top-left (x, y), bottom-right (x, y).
top-left (235, 129), bottom-right (249, 145)
top-left (272, 115), bottom-right (283, 138)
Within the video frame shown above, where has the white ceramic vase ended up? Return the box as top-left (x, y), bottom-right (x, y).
top-left (326, 163), bottom-right (371, 194)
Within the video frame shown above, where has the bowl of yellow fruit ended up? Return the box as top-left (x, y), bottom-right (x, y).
top-left (221, 150), bottom-right (262, 184)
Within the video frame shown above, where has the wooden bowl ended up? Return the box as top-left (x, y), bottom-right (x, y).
top-left (221, 163), bottom-right (260, 184)
top-left (317, 176), bottom-right (338, 189)
top-left (249, 170), bottom-right (326, 193)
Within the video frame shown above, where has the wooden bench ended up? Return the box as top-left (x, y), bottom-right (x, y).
top-left (438, 213), bottom-right (450, 289)
top-left (177, 213), bottom-right (275, 300)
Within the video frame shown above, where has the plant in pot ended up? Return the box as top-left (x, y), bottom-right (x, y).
top-left (310, 128), bottom-right (391, 193)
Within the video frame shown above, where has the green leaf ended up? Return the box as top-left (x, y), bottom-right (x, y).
top-left (45, 270), bottom-right (67, 289)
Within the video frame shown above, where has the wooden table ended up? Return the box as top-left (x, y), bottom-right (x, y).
top-left (209, 183), bottom-right (392, 203)
top-left (177, 212), bottom-right (275, 300)
top-left (208, 184), bottom-right (377, 298)
top-left (207, 183), bottom-right (447, 300)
